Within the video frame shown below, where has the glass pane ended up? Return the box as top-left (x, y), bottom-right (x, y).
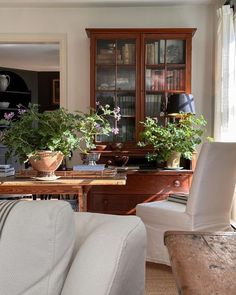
top-left (117, 40), bottom-right (136, 65)
top-left (117, 67), bottom-right (135, 90)
top-left (166, 67), bottom-right (185, 91)
top-left (145, 94), bottom-right (163, 117)
top-left (117, 117), bottom-right (135, 142)
top-left (146, 68), bottom-right (165, 91)
top-left (145, 40), bottom-right (159, 65)
top-left (96, 67), bottom-right (115, 90)
top-left (166, 40), bottom-right (185, 64)
top-left (96, 40), bottom-right (116, 65)
top-left (96, 92), bottom-right (115, 109)
top-left (118, 93), bottom-right (135, 116)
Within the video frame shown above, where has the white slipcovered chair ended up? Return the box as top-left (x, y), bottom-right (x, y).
top-left (0, 200), bottom-right (146, 295)
top-left (136, 142), bottom-right (236, 265)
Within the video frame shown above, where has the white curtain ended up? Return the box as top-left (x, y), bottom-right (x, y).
top-left (214, 5), bottom-right (236, 222)
top-left (215, 4), bottom-right (236, 141)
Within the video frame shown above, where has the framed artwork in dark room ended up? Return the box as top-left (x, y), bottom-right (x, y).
top-left (52, 79), bottom-right (60, 104)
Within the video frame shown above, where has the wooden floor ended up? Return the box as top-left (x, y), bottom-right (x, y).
top-left (145, 262), bottom-right (178, 295)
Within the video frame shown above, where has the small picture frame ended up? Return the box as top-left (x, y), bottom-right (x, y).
top-left (52, 79), bottom-right (60, 104)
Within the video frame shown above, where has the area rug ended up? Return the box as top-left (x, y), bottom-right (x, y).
top-left (145, 262), bottom-right (178, 295)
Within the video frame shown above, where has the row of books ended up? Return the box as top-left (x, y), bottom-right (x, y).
top-left (0, 164), bottom-right (15, 177)
top-left (121, 43), bottom-right (136, 65)
top-left (118, 121), bottom-right (135, 141)
top-left (145, 94), bottom-right (162, 117)
top-left (97, 47), bottom-right (117, 64)
top-left (146, 68), bottom-right (185, 91)
top-left (146, 41), bottom-right (184, 65)
top-left (118, 96), bottom-right (135, 116)
top-left (146, 69), bottom-right (165, 91)
top-left (146, 42), bottom-right (160, 64)
top-left (166, 69), bottom-right (185, 90)
top-left (97, 43), bottom-right (135, 65)
top-left (167, 194), bottom-right (188, 205)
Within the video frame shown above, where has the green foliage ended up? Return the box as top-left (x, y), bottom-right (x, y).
top-left (0, 103), bottom-right (121, 163)
top-left (138, 114), bottom-right (209, 163)
top-left (0, 104), bottom-right (80, 163)
top-left (75, 104), bottom-right (120, 154)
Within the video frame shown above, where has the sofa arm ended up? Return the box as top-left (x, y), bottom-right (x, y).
top-left (61, 212), bottom-right (146, 295)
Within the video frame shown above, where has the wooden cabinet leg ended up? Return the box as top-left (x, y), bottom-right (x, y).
top-left (77, 186), bottom-right (91, 212)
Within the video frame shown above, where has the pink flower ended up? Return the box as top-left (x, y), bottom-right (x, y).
top-left (95, 123), bottom-right (102, 131)
top-left (4, 112), bottom-right (14, 120)
top-left (115, 114), bottom-right (121, 121)
top-left (112, 127), bottom-right (119, 135)
top-left (18, 108), bottom-right (26, 115)
top-left (114, 106), bottom-right (120, 113)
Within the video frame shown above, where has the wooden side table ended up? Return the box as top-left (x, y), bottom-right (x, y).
top-left (164, 231), bottom-right (236, 295)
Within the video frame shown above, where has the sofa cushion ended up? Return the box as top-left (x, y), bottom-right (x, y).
top-left (0, 200), bottom-right (75, 295)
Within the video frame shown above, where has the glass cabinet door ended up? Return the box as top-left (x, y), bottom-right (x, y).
top-left (144, 38), bottom-right (186, 122)
top-left (95, 38), bottom-right (136, 143)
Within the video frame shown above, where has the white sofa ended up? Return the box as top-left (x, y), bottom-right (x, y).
top-left (0, 200), bottom-right (146, 295)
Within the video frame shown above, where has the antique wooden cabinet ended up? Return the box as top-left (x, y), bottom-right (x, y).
top-left (86, 28), bottom-right (196, 214)
top-left (86, 28), bottom-right (196, 149)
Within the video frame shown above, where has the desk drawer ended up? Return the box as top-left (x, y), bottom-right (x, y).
top-left (88, 172), bottom-right (192, 214)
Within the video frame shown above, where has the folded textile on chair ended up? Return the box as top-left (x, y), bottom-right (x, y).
top-left (167, 194), bottom-right (188, 204)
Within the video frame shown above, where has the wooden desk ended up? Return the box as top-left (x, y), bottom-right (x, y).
top-left (0, 175), bottom-right (126, 212)
top-left (164, 231), bottom-right (236, 295)
top-left (88, 169), bottom-right (193, 214)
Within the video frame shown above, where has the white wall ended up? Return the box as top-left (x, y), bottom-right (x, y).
top-left (0, 4), bottom-right (214, 134)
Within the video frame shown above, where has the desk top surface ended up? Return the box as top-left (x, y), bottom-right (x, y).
top-left (0, 174), bottom-right (126, 194)
top-left (164, 231), bottom-right (236, 295)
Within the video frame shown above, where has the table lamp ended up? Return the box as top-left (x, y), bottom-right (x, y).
top-left (166, 93), bottom-right (195, 117)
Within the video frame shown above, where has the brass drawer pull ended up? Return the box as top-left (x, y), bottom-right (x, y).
top-left (173, 180), bottom-right (181, 187)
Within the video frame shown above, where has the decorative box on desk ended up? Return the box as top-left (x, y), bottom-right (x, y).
top-left (87, 168), bottom-right (193, 215)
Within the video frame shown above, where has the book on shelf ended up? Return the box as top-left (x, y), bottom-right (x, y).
top-left (166, 69), bottom-right (185, 90)
top-left (119, 96), bottom-right (135, 116)
top-left (146, 69), bottom-right (165, 91)
top-left (121, 43), bottom-right (135, 64)
top-left (0, 169), bottom-right (15, 177)
top-left (146, 42), bottom-right (159, 65)
top-left (0, 164), bottom-right (11, 169)
top-left (73, 164), bottom-right (105, 171)
top-left (145, 94), bottom-right (162, 117)
top-left (0, 167), bottom-right (15, 172)
top-left (99, 48), bottom-right (116, 54)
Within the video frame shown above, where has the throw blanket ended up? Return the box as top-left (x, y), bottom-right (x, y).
top-left (0, 200), bottom-right (21, 239)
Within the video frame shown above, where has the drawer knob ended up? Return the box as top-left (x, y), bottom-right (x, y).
top-left (174, 180), bottom-right (181, 187)
top-left (103, 199), bottom-right (109, 206)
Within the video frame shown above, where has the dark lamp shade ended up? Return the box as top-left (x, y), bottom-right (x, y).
top-left (167, 94), bottom-right (195, 116)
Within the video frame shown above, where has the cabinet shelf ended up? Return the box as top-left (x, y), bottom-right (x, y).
top-left (146, 64), bottom-right (185, 68)
top-left (0, 90), bottom-right (31, 95)
top-left (96, 64), bottom-right (136, 67)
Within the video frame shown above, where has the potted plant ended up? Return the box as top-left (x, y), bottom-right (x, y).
top-left (0, 102), bottom-right (121, 173)
top-left (76, 103), bottom-right (121, 164)
top-left (138, 114), bottom-right (210, 169)
top-left (0, 104), bottom-right (81, 178)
